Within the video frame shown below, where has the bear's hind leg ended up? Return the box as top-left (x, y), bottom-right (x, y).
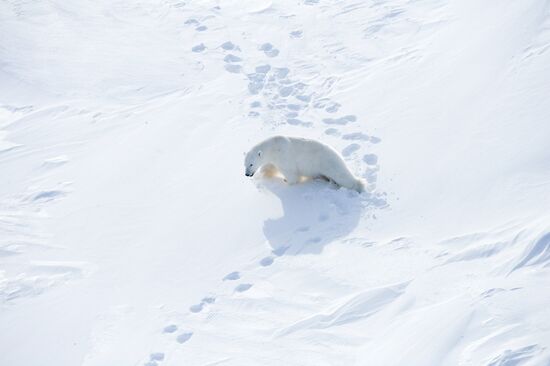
top-left (317, 174), bottom-right (331, 182)
top-left (340, 176), bottom-right (364, 192)
top-left (317, 174), bottom-right (340, 189)
top-left (326, 171), bottom-right (359, 192)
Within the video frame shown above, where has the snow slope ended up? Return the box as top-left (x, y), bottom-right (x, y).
top-left (1, 0), bottom-right (550, 365)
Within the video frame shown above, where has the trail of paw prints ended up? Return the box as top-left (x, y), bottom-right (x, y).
top-left (213, 37), bottom-right (363, 130)
top-left (145, 253), bottom-right (271, 365)
top-left (150, 243), bottom-right (287, 361)
top-left (182, 11), bottom-right (363, 134)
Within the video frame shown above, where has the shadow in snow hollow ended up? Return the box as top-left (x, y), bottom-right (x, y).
top-left (261, 178), bottom-right (386, 255)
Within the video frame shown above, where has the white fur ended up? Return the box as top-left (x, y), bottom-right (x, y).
top-left (244, 136), bottom-right (365, 193)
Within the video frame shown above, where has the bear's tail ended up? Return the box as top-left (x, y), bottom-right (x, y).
top-left (354, 177), bottom-right (366, 193)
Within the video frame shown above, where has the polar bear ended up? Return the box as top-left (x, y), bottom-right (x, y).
top-left (244, 136), bottom-right (365, 193)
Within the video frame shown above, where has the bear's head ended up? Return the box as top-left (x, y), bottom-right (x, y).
top-left (244, 149), bottom-right (262, 177)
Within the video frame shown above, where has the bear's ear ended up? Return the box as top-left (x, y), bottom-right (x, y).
top-left (258, 150), bottom-right (262, 157)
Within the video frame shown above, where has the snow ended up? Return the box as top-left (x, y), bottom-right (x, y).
top-left (1, 0), bottom-right (550, 365)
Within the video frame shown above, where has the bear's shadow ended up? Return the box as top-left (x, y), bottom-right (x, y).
top-left (261, 178), bottom-right (370, 255)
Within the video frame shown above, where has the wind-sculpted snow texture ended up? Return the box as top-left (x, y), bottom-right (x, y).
top-left (1, 1), bottom-right (550, 365)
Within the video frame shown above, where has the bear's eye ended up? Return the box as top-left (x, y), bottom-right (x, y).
top-left (249, 164), bottom-right (253, 167)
